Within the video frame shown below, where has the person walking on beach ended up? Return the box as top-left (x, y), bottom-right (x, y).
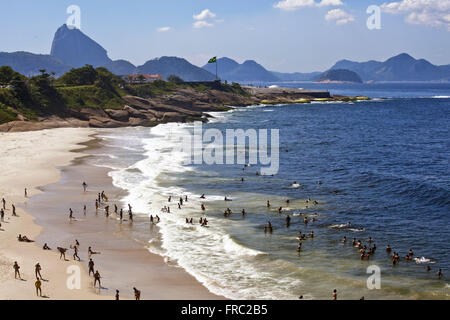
top-left (35, 278), bottom-right (42, 297)
top-left (94, 271), bottom-right (101, 288)
top-left (72, 245), bottom-right (81, 261)
top-left (120, 208), bottom-right (123, 221)
top-left (105, 206), bottom-right (109, 217)
top-left (13, 261), bottom-right (21, 279)
top-left (69, 208), bottom-right (74, 220)
top-left (114, 204), bottom-right (118, 214)
top-left (438, 269), bottom-right (443, 279)
top-left (95, 199), bottom-right (99, 211)
top-left (35, 263), bottom-right (43, 280)
top-left (82, 182), bottom-right (88, 192)
top-left (115, 290), bottom-right (120, 300)
top-left (1, 209), bottom-right (4, 222)
top-left (83, 205), bottom-right (87, 216)
top-left (2, 198), bottom-right (6, 210)
top-left (133, 287), bottom-right (141, 300)
top-left (88, 259), bottom-right (95, 276)
top-left (12, 204), bottom-right (16, 216)
top-left (24, 188), bottom-right (28, 198)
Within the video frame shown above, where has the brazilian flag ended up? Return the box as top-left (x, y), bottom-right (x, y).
top-left (208, 57), bottom-right (217, 63)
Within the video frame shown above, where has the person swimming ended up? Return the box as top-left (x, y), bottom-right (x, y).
top-left (386, 245), bottom-right (392, 253)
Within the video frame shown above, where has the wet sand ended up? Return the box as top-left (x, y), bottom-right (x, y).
top-left (25, 136), bottom-right (221, 300)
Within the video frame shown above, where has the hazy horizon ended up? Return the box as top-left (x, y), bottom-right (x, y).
top-left (1, 0), bottom-right (449, 72)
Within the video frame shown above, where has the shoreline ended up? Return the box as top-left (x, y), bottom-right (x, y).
top-left (0, 127), bottom-right (220, 300)
top-left (0, 128), bottom-right (110, 300)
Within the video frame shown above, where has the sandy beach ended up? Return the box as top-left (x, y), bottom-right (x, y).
top-left (0, 128), bottom-right (219, 300)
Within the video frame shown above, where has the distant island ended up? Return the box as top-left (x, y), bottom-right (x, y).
top-left (0, 24), bottom-right (449, 82)
top-left (316, 69), bottom-right (363, 83)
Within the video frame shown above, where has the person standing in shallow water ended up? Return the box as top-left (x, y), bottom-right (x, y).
top-left (82, 182), bottom-right (87, 192)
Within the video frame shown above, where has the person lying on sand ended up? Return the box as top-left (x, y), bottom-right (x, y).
top-left (18, 234), bottom-right (34, 242)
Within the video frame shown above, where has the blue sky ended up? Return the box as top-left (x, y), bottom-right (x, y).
top-left (0, 0), bottom-right (449, 72)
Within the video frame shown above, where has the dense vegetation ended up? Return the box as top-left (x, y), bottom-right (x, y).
top-left (0, 65), bottom-right (248, 124)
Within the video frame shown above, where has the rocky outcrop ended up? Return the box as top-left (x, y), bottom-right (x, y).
top-left (0, 86), bottom-right (362, 132)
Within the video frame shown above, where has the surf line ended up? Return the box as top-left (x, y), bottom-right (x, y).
top-left (176, 121), bottom-right (280, 175)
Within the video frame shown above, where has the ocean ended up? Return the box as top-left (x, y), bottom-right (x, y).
top-left (88, 82), bottom-right (450, 300)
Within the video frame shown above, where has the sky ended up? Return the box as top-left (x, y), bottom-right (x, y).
top-left (0, 0), bottom-right (449, 72)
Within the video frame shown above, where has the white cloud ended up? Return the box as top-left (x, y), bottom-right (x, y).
top-left (381, 0), bottom-right (450, 31)
top-left (274, 0), bottom-right (343, 11)
top-left (325, 8), bottom-right (355, 25)
top-left (193, 21), bottom-right (214, 29)
top-left (317, 0), bottom-right (344, 7)
top-left (192, 9), bottom-right (218, 28)
top-left (193, 9), bottom-right (216, 21)
top-left (157, 26), bottom-right (171, 32)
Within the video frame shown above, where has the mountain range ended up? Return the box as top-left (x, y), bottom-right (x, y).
top-left (330, 53), bottom-right (450, 82)
top-left (0, 24), bottom-right (449, 82)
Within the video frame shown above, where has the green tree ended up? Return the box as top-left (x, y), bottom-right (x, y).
top-left (167, 75), bottom-right (184, 84)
